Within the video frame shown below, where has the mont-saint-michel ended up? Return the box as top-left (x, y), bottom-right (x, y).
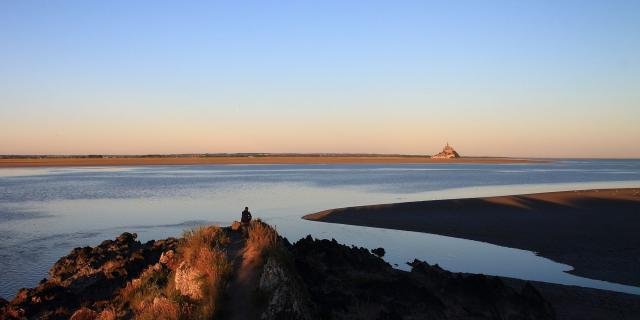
top-left (431, 143), bottom-right (461, 159)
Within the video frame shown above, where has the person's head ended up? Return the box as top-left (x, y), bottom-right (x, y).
top-left (245, 207), bottom-right (249, 211)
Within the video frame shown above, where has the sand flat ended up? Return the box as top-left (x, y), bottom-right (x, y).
top-left (0, 156), bottom-right (545, 167)
top-left (304, 188), bottom-right (640, 287)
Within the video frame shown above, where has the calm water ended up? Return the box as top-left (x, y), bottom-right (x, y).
top-left (1, 159), bottom-right (640, 299)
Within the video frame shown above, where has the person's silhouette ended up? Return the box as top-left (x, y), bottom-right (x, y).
top-left (241, 207), bottom-right (252, 226)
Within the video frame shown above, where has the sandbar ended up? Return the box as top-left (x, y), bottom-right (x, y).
top-left (0, 156), bottom-right (546, 168)
top-left (304, 188), bottom-right (640, 287)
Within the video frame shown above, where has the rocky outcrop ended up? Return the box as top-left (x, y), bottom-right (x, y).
top-left (1, 225), bottom-right (556, 320)
top-left (258, 256), bottom-right (315, 320)
top-left (290, 236), bottom-right (555, 320)
top-left (47, 232), bottom-right (177, 292)
top-left (1, 233), bottom-right (177, 320)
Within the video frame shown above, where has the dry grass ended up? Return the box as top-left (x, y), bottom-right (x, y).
top-left (96, 307), bottom-right (117, 320)
top-left (116, 225), bottom-right (232, 320)
top-left (246, 220), bottom-right (279, 257)
top-left (185, 246), bottom-right (231, 318)
top-left (119, 266), bottom-right (170, 316)
top-left (178, 225), bottom-right (232, 318)
top-left (69, 308), bottom-right (97, 320)
top-left (180, 225), bottom-right (230, 265)
top-left (136, 297), bottom-right (181, 320)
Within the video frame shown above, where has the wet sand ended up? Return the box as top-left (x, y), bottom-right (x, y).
top-left (503, 277), bottom-right (640, 320)
top-left (0, 156), bottom-right (544, 167)
top-left (304, 188), bottom-right (640, 287)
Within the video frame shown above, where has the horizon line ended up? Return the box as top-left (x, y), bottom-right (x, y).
top-left (1, 153), bottom-right (638, 161)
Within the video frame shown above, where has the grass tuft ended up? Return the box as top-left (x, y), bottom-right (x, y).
top-left (116, 225), bottom-right (232, 320)
top-left (180, 225), bottom-right (230, 264)
top-left (136, 297), bottom-right (181, 320)
top-left (246, 219), bottom-right (279, 257)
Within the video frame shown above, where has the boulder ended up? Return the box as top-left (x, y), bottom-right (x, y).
top-left (174, 261), bottom-right (203, 300)
top-left (259, 257), bottom-right (315, 320)
top-left (159, 250), bottom-right (174, 265)
top-left (70, 307), bottom-right (97, 320)
top-left (370, 247), bottom-right (385, 257)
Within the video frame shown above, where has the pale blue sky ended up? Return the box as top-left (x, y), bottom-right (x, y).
top-left (1, 1), bottom-right (639, 157)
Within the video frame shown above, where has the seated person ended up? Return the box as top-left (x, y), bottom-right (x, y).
top-left (241, 207), bottom-right (252, 226)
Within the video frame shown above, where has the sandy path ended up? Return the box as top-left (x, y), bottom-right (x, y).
top-left (223, 231), bottom-right (262, 320)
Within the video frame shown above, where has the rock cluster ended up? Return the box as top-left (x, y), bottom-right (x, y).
top-left (1, 226), bottom-right (556, 320)
top-left (258, 256), bottom-right (315, 320)
top-left (289, 236), bottom-right (555, 320)
top-left (1, 233), bottom-right (177, 320)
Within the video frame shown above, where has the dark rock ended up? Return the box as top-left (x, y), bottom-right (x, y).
top-left (371, 247), bottom-right (385, 257)
top-left (291, 236), bottom-right (555, 320)
top-left (259, 256), bottom-right (316, 320)
top-left (2, 233), bottom-right (177, 320)
top-left (4, 227), bottom-right (557, 320)
top-left (0, 297), bottom-right (8, 318)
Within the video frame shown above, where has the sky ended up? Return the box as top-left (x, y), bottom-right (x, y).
top-left (1, 1), bottom-right (639, 158)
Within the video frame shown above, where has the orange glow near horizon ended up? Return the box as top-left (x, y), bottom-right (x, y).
top-left (2, 111), bottom-right (639, 158)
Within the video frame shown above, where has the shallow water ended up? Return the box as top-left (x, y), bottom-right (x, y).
top-left (1, 160), bottom-right (640, 298)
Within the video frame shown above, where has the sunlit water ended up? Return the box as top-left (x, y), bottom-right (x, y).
top-left (1, 160), bottom-right (640, 299)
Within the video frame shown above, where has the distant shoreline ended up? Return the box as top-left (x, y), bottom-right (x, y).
top-left (304, 188), bottom-right (640, 287)
top-left (0, 155), bottom-right (547, 167)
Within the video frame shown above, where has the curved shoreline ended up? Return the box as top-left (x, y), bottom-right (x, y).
top-left (3, 223), bottom-right (640, 320)
top-left (304, 188), bottom-right (640, 287)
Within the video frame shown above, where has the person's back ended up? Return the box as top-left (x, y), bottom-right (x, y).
top-left (241, 207), bottom-right (252, 225)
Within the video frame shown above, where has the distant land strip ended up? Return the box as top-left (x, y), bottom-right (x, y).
top-left (0, 154), bottom-right (547, 167)
top-left (304, 188), bottom-right (640, 287)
